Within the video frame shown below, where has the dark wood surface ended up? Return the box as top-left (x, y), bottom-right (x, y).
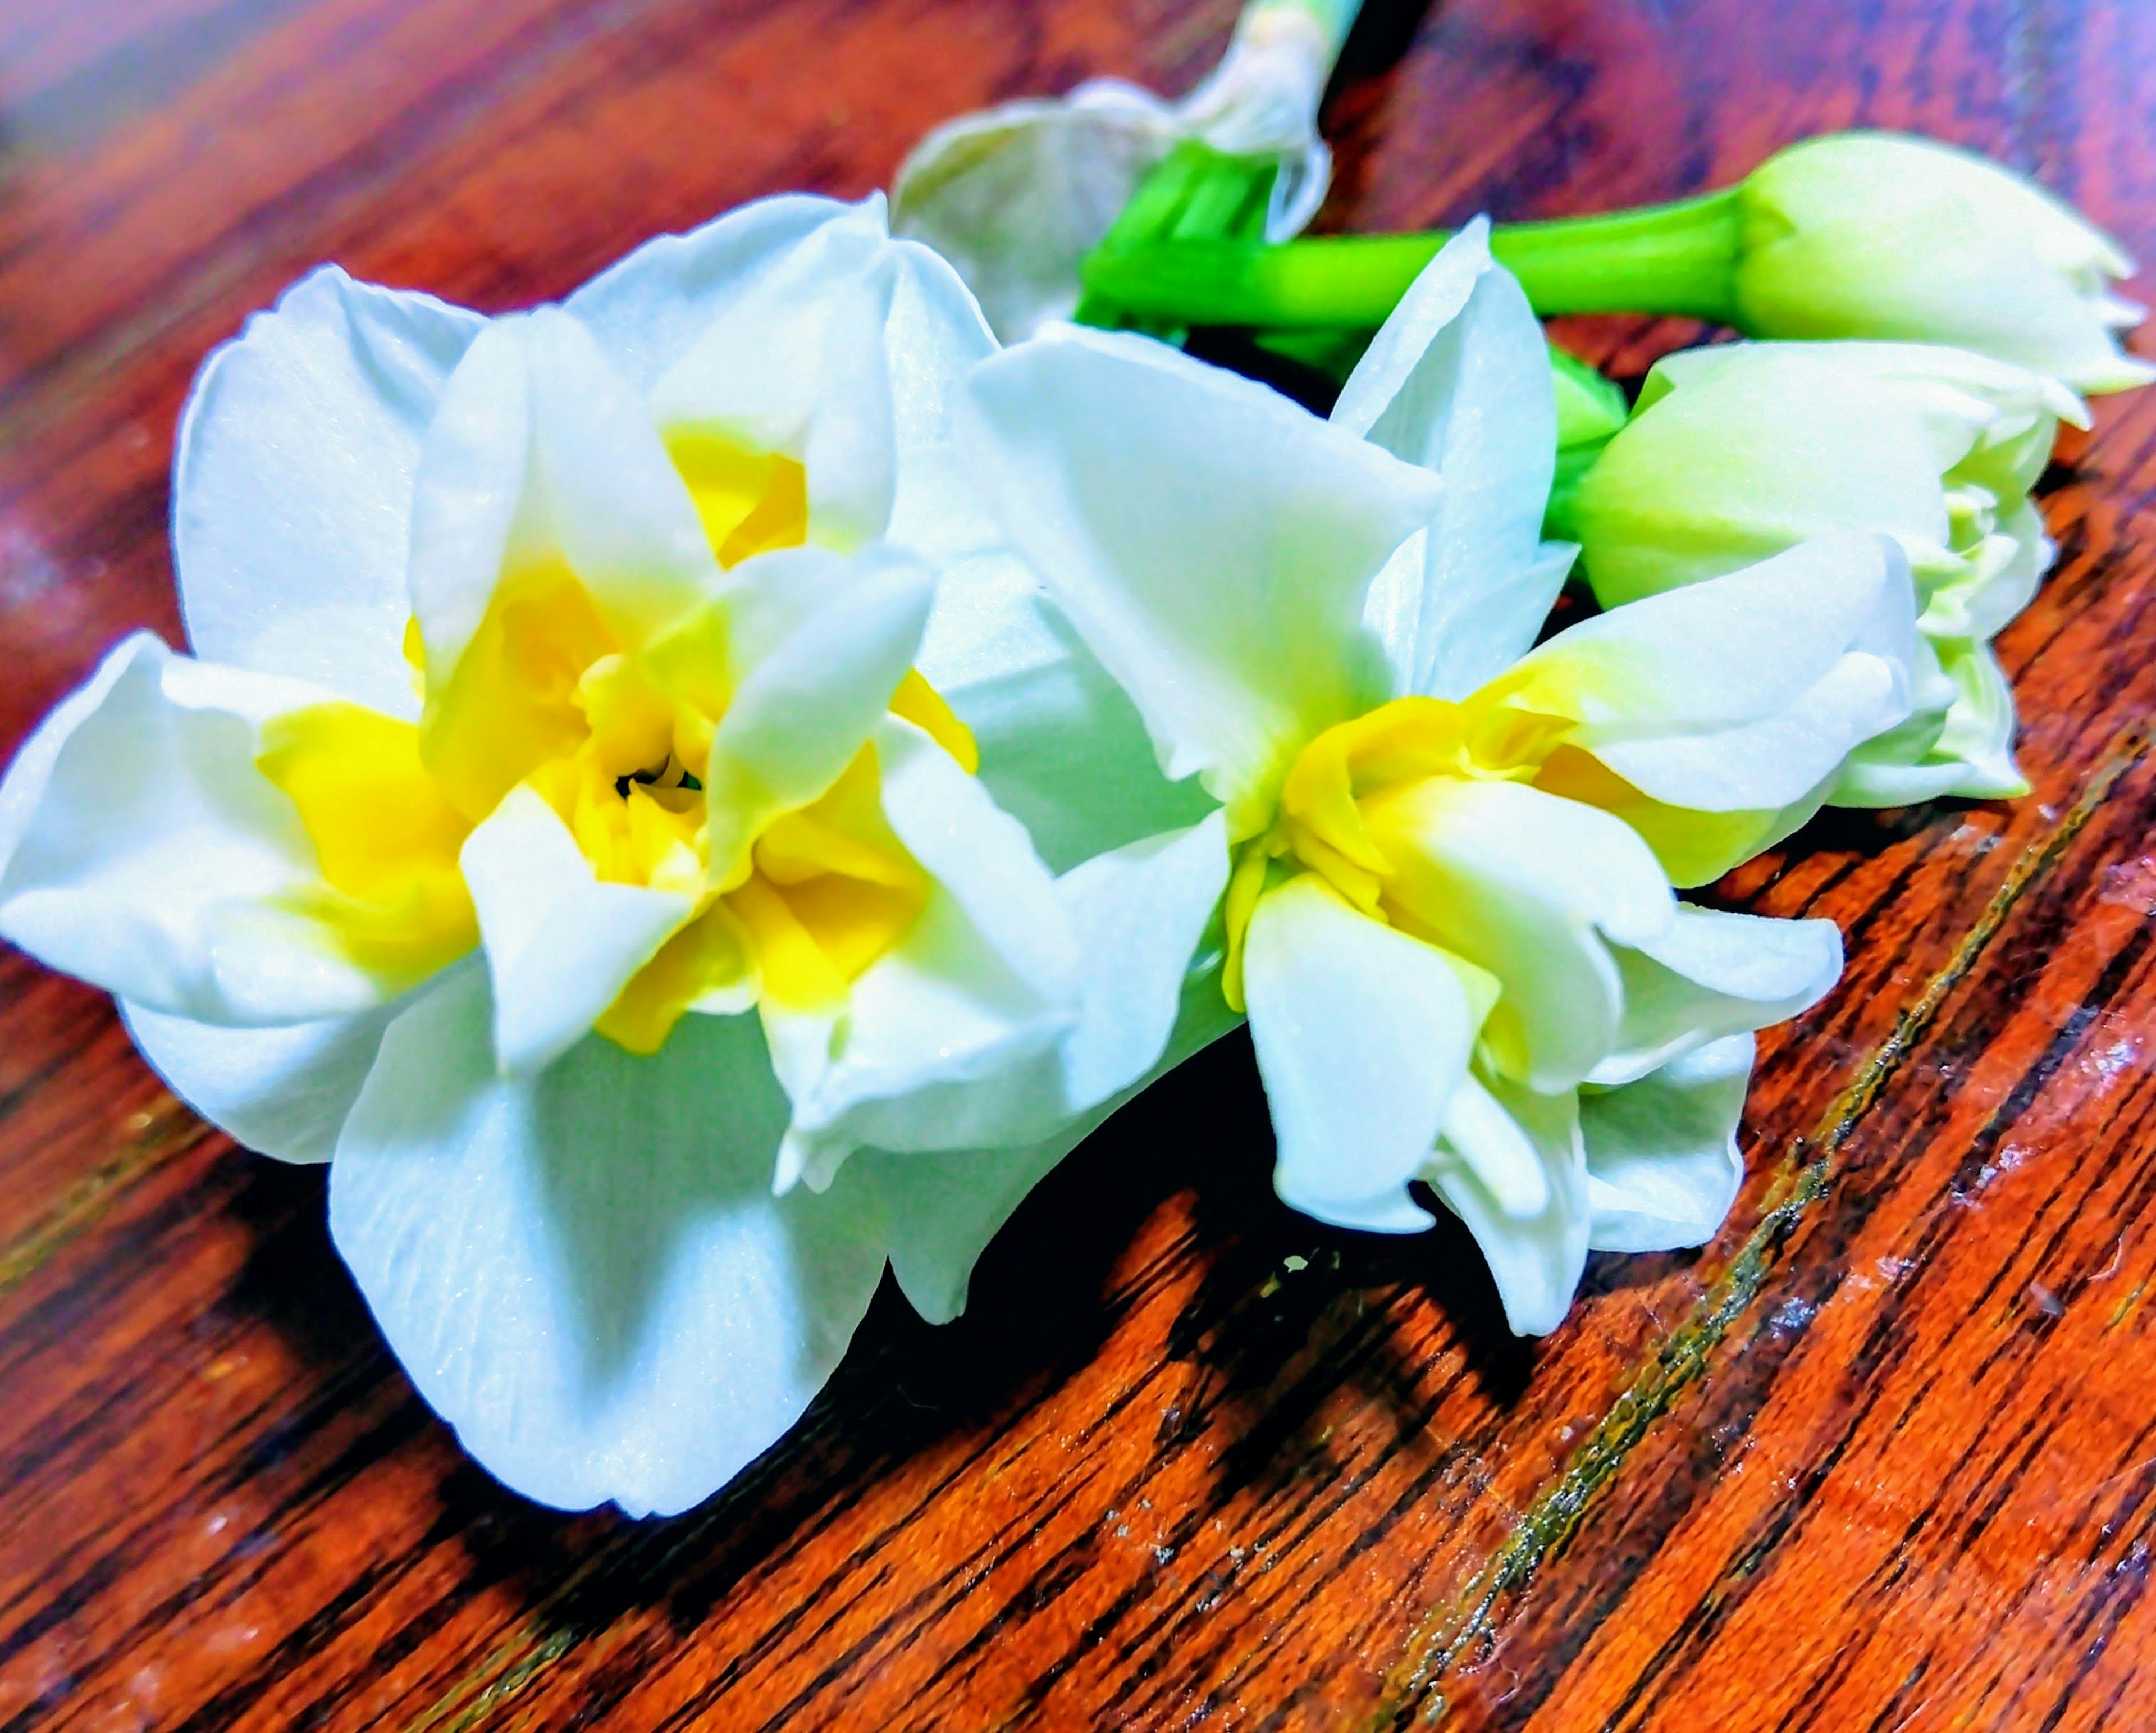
top-left (3, 0), bottom-right (2155, 1726)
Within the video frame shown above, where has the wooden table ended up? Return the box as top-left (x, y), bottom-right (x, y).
top-left (3, 0), bottom-right (2154, 1726)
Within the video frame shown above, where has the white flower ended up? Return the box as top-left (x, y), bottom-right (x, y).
top-left (957, 233), bottom-right (1922, 1334)
top-left (891, 0), bottom-right (1358, 341)
top-left (1735, 131), bottom-right (2154, 396)
top-left (0, 195), bottom-right (1219, 1512)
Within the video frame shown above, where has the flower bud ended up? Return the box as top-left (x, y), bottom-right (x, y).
top-left (1568, 340), bottom-right (2086, 804)
top-left (1734, 132), bottom-right (2152, 395)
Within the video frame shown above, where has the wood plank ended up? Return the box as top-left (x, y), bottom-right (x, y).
top-left (1, 0), bottom-right (2153, 1727)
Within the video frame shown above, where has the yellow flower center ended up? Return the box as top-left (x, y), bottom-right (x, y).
top-left (258, 437), bottom-right (976, 1056)
top-left (1220, 695), bottom-right (1551, 1011)
top-left (1219, 671), bottom-right (1771, 1013)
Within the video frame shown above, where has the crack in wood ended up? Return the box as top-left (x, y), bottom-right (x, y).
top-left (0, 1091), bottom-right (211, 1304)
top-left (1371, 720), bottom-right (2155, 1730)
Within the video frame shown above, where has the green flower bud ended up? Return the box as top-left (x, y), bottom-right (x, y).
top-left (1733, 133), bottom-right (2152, 396)
top-left (1569, 340), bottom-right (2088, 805)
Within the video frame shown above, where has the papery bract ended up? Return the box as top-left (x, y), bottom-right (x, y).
top-left (892, 0), bottom-right (1359, 340)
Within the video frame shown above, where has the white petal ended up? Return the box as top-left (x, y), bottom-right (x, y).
top-left (703, 544), bottom-right (933, 888)
top-left (869, 962), bottom-right (1243, 1325)
top-left (121, 993), bottom-right (415, 1165)
top-left (1368, 776), bottom-right (1675, 1093)
top-left (1929, 638), bottom-right (2030, 797)
top-left (1422, 1074), bottom-right (1589, 1337)
top-left (0, 635), bottom-right (410, 1023)
top-left (770, 719), bottom-right (1078, 1183)
top-left (1595, 906), bottom-right (1842, 1087)
top-left (1433, 1072), bottom-right (1551, 1218)
top-left (881, 241), bottom-right (1004, 564)
top-left (1244, 874), bottom-right (1483, 1234)
top-left (409, 310), bottom-right (718, 687)
top-left (1583, 1033), bottom-right (1754, 1253)
top-left (1518, 531), bottom-right (1920, 812)
top-left (1054, 809), bottom-right (1231, 1109)
top-left (915, 550), bottom-right (1217, 874)
top-left (1411, 540), bottom-right (1577, 707)
top-left (460, 787), bottom-right (693, 1075)
top-left (173, 267), bottom-right (484, 719)
top-left (328, 968), bottom-right (887, 1516)
top-left (616, 193), bottom-right (997, 560)
top-left (1835, 635), bottom-right (2028, 805)
top-left (1334, 223), bottom-right (1564, 698)
top-left (565, 194), bottom-right (888, 395)
top-left (865, 1121), bottom-right (1092, 1326)
top-left (650, 209), bottom-right (902, 547)
top-left (963, 327), bottom-right (1442, 823)
top-left (891, 82), bottom-right (1183, 343)
top-left (1927, 498), bottom-right (2049, 642)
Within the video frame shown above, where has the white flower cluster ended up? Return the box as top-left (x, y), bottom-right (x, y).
top-left (1, 12), bottom-right (2143, 1517)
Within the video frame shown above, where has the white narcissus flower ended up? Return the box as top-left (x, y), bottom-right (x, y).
top-left (959, 233), bottom-right (1924, 1335)
top-left (0, 195), bottom-right (1223, 1515)
top-left (1568, 340), bottom-right (2084, 806)
top-left (892, 0), bottom-right (1362, 341)
top-left (1734, 132), bottom-right (2154, 396)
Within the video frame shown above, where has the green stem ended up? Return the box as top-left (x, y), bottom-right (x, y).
top-left (1082, 189), bottom-right (1747, 328)
top-left (1071, 0), bottom-right (1368, 330)
top-left (1070, 143), bottom-right (1281, 331)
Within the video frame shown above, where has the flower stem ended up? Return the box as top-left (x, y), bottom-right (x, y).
top-left (1081, 189), bottom-right (1748, 327)
top-left (1070, 143), bottom-right (1282, 332)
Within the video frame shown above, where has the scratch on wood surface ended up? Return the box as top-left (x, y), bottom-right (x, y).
top-left (1373, 722), bottom-right (2154, 1729)
top-left (0, 1092), bottom-right (211, 1302)
top-left (403, 1528), bottom-right (673, 1733)
top-left (418, 1627), bottom-right (579, 1733)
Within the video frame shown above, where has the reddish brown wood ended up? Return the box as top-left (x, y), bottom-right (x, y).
top-left (1, 1), bottom-right (2154, 1727)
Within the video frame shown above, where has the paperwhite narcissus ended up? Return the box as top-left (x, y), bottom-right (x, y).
top-left (1734, 133), bottom-right (2154, 398)
top-left (958, 233), bottom-right (1923, 1334)
top-left (891, 0), bottom-right (1362, 341)
top-left (1565, 340), bottom-right (2086, 805)
top-left (0, 195), bottom-right (1224, 1515)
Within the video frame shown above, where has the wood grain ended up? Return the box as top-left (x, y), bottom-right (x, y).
top-left (2, 0), bottom-right (2154, 1727)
